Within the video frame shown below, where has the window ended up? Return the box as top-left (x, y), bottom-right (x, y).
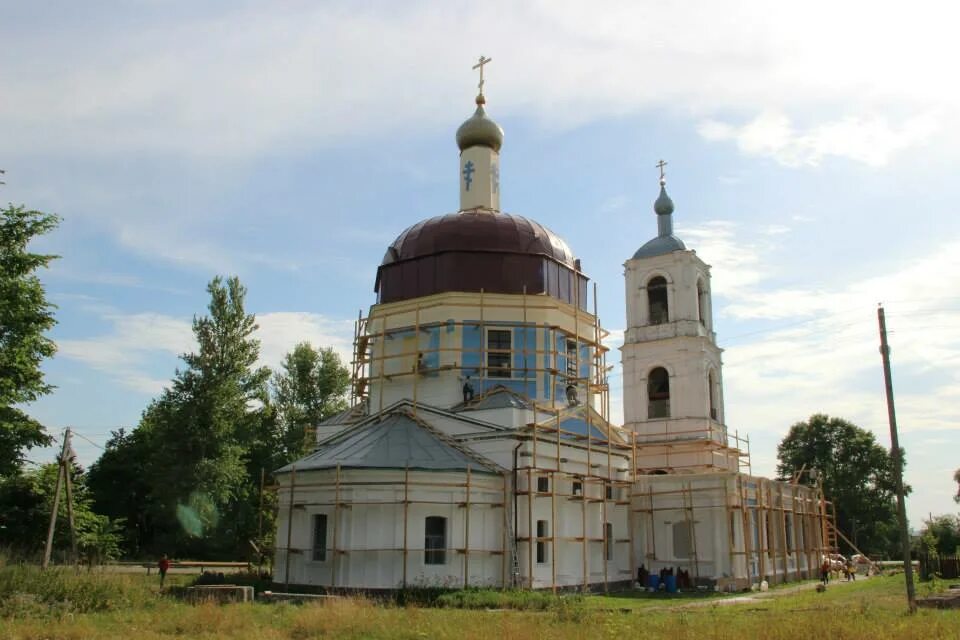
top-left (572, 481), bottom-right (582, 497)
top-left (647, 367), bottom-right (670, 418)
top-left (312, 514), bottom-right (327, 561)
top-left (487, 329), bottom-right (511, 378)
top-left (605, 484), bottom-right (614, 501)
top-left (647, 276), bottom-right (668, 324)
top-left (424, 516), bottom-right (447, 565)
top-left (785, 514), bottom-right (794, 549)
top-left (537, 476), bottom-right (549, 493)
top-left (708, 371), bottom-right (718, 421)
top-left (605, 522), bottom-right (613, 561)
top-left (697, 279), bottom-right (707, 325)
top-left (565, 339), bottom-right (578, 379)
top-left (536, 520), bottom-right (548, 564)
top-left (672, 522), bottom-right (692, 559)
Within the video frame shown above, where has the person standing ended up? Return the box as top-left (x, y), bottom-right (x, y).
top-left (158, 555), bottom-right (171, 587)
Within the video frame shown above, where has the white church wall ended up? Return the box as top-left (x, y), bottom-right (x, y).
top-left (274, 468), bottom-right (508, 589)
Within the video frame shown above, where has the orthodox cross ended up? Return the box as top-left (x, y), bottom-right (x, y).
top-left (463, 160), bottom-right (475, 191)
top-left (473, 56), bottom-right (492, 96)
top-left (656, 159), bottom-right (668, 181)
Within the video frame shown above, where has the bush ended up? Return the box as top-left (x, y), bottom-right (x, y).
top-left (0, 564), bottom-right (156, 618)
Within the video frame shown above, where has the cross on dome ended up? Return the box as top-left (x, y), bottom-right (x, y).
top-left (472, 56), bottom-right (492, 102)
top-left (656, 159), bottom-right (668, 185)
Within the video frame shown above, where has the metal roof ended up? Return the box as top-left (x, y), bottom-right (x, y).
top-left (632, 234), bottom-right (687, 259)
top-left (276, 411), bottom-right (501, 475)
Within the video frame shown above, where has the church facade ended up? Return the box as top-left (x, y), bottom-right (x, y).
top-left (272, 78), bottom-right (830, 592)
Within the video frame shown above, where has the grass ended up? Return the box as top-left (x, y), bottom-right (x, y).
top-left (0, 566), bottom-right (957, 640)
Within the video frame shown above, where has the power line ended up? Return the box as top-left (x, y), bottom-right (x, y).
top-left (71, 431), bottom-right (106, 451)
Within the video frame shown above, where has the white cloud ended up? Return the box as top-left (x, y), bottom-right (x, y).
top-left (2, 2), bottom-right (958, 160)
top-left (698, 112), bottom-right (940, 167)
top-left (56, 309), bottom-right (357, 394)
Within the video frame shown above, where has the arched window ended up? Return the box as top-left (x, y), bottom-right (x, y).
top-left (424, 516), bottom-right (447, 565)
top-left (647, 276), bottom-right (668, 325)
top-left (708, 370), bottom-right (718, 421)
top-left (647, 367), bottom-right (670, 418)
top-left (697, 279), bottom-right (707, 325)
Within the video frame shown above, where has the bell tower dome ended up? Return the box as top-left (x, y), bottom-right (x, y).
top-left (621, 166), bottom-right (733, 473)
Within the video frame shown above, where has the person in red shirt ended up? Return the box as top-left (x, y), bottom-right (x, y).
top-left (158, 555), bottom-right (171, 587)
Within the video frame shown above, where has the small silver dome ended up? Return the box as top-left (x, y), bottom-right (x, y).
top-left (456, 98), bottom-right (504, 152)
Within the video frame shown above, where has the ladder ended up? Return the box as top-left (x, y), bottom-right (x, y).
top-left (505, 491), bottom-right (521, 587)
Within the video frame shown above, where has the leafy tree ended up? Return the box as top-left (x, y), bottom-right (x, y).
top-left (954, 468), bottom-right (960, 504)
top-left (776, 413), bottom-right (906, 557)
top-left (919, 514), bottom-right (960, 557)
top-left (0, 205), bottom-right (59, 477)
top-left (0, 461), bottom-right (123, 563)
top-left (271, 342), bottom-right (349, 462)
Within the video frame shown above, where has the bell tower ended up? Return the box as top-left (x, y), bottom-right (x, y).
top-left (621, 166), bottom-right (733, 473)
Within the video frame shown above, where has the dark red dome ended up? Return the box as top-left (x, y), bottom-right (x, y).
top-left (375, 211), bottom-right (588, 308)
top-left (382, 211), bottom-right (576, 267)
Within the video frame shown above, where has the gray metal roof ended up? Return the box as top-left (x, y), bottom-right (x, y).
top-left (632, 234), bottom-right (687, 259)
top-left (453, 385), bottom-right (532, 412)
top-left (276, 412), bottom-right (500, 474)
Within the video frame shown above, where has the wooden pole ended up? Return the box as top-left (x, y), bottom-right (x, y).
top-left (877, 305), bottom-right (917, 613)
top-left (464, 466), bottom-right (472, 588)
top-left (332, 464), bottom-right (341, 588)
top-left (550, 470), bottom-right (557, 592)
top-left (284, 465), bottom-right (296, 590)
top-left (62, 438), bottom-right (78, 567)
top-left (527, 467), bottom-right (534, 587)
top-left (42, 429), bottom-right (69, 570)
top-left (402, 466), bottom-right (409, 587)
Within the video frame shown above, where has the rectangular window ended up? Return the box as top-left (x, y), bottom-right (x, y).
top-left (425, 516), bottom-right (447, 565)
top-left (536, 520), bottom-right (548, 564)
top-left (572, 481), bottom-right (582, 497)
top-left (565, 339), bottom-right (577, 379)
top-left (487, 329), bottom-right (512, 378)
top-left (673, 522), bottom-right (692, 559)
top-left (537, 476), bottom-right (549, 493)
top-left (605, 522), bottom-right (613, 561)
top-left (312, 514), bottom-right (327, 562)
top-left (605, 484), bottom-right (614, 501)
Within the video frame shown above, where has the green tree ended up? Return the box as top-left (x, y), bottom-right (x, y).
top-left (0, 205), bottom-right (59, 477)
top-left (954, 468), bottom-right (960, 503)
top-left (0, 461), bottom-right (123, 563)
top-left (920, 514), bottom-right (960, 557)
top-left (271, 342), bottom-right (349, 462)
top-left (776, 413), bottom-right (906, 557)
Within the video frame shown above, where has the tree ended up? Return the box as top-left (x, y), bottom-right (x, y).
top-left (954, 468), bottom-right (960, 504)
top-left (88, 276), bottom-right (272, 558)
top-left (271, 342), bottom-right (349, 462)
top-left (919, 514), bottom-right (960, 558)
top-left (0, 205), bottom-right (59, 477)
top-left (0, 461), bottom-right (123, 563)
top-left (776, 413), bottom-right (906, 557)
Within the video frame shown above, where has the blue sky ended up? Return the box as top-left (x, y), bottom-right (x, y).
top-left (3, 1), bottom-right (958, 528)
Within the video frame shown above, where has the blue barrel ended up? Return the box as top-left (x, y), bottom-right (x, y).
top-left (647, 574), bottom-right (660, 590)
top-left (664, 574), bottom-right (678, 593)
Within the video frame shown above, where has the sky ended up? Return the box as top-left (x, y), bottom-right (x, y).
top-left (3, 1), bottom-right (958, 530)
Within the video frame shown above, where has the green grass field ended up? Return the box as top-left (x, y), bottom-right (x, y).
top-left (0, 565), bottom-right (956, 640)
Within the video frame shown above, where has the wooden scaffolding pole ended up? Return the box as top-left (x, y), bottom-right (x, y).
top-left (550, 469), bottom-right (558, 593)
top-left (527, 466), bottom-right (534, 587)
top-left (284, 465), bottom-right (296, 590)
top-left (331, 463), bottom-right (341, 588)
top-left (739, 477), bottom-right (753, 586)
top-left (464, 465), bottom-right (472, 588)
top-left (778, 484), bottom-right (789, 581)
top-left (502, 474), bottom-right (509, 587)
top-left (402, 465), bottom-right (409, 587)
top-left (582, 478), bottom-right (588, 590)
top-left (602, 486), bottom-right (609, 592)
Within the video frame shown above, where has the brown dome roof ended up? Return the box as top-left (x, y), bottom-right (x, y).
top-left (382, 211), bottom-right (576, 267)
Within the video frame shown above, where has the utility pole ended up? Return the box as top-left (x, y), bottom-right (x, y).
top-left (42, 428), bottom-right (70, 569)
top-left (63, 430), bottom-right (78, 566)
top-left (877, 305), bottom-right (917, 613)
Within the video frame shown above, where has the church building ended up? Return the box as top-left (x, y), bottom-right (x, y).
top-left (272, 64), bottom-right (830, 592)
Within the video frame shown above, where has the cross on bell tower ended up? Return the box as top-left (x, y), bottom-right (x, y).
top-left (473, 56), bottom-right (492, 102)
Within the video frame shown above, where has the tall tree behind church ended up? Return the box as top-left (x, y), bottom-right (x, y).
top-left (90, 276), bottom-right (272, 558)
top-left (271, 342), bottom-right (349, 463)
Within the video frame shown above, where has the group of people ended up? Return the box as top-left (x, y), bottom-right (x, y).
top-left (820, 556), bottom-right (859, 585)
